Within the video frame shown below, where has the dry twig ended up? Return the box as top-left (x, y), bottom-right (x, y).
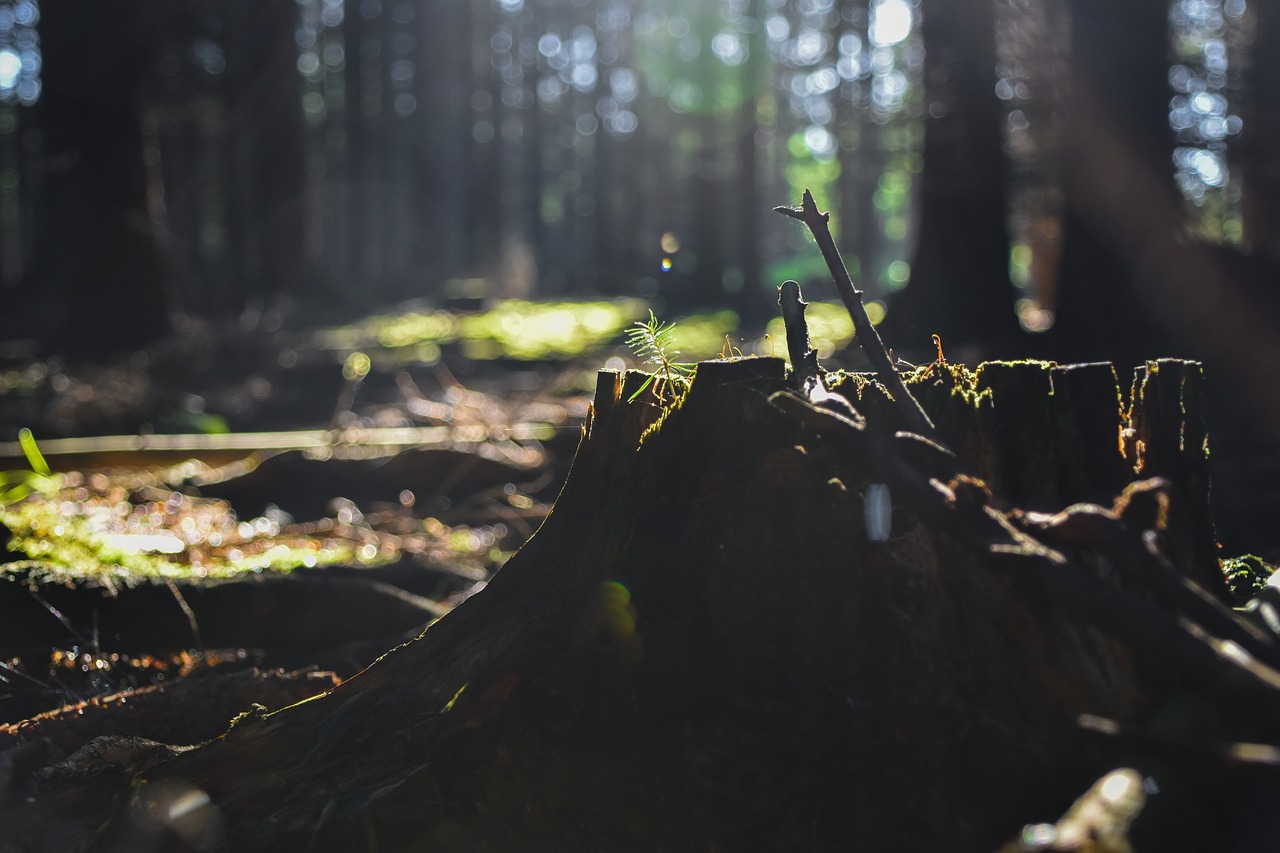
top-left (774, 189), bottom-right (938, 441)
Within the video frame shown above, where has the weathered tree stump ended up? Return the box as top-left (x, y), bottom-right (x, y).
top-left (2, 357), bottom-right (1275, 852)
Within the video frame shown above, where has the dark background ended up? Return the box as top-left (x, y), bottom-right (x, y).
top-left (0, 0), bottom-right (1278, 552)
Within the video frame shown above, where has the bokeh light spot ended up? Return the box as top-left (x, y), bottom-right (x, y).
top-left (870, 0), bottom-right (913, 47)
top-left (865, 300), bottom-right (886, 325)
top-left (343, 351), bottom-right (371, 380)
top-left (1016, 298), bottom-right (1054, 332)
top-left (886, 260), bottom-right (910, 285)
top-left (0, 50), bottom-right (20, 90)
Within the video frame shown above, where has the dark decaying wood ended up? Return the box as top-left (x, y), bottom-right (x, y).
top-left (1, 355), bottom-right (1276, 852)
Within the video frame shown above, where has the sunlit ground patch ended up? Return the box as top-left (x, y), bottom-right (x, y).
top-left (0, 462), bottom-right (516, 590)
top-left (313, 298), bottom-right (649, 365)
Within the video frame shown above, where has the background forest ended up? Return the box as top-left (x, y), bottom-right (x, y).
top-left (4, 4), bottom-right (1280, 846)
top-left (0, 1), bottom-right (1278, 547)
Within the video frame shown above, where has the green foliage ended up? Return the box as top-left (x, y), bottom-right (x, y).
top-left (625, 311), bottom-right (696, 404)
top-left (633, 6), bottom-right (770, 117)
top-left (1222, 554), bottom-right (1276, 604)
top-left (167, 412), bottom-right (232, 436)
top-left (784, 145), bottom-right (842, 234)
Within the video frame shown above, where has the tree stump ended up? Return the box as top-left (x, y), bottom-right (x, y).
top-left (2, 357), bottom-right (1274, 852)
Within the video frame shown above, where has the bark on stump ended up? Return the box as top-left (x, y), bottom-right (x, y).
top-left (2, 357), bottom-right (1272, 853)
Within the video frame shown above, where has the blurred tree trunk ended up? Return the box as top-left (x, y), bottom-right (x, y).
top-left (225, 1), bottom-right (308, 314)
top-left (688, 127), bottom-right (726, 310)
top-left (343, 0), bottom-right (384, 293)
top-left (1048, 0), bottom-right (1178, 367)
top-left (851, 118), bottom-right (881, 294)
top-left (735, 0), bottom-right (768, 320)
top-left (460, 0), bottom-right (499, 281)
top-left (34, 2), bottom-right (170, 353)
top-left (473, 0), bottom-right (503, 283)
top-left (386, 6), bottom-right (424, 298)
top-left (685, 8), bottom-right (728, 311)
top-left (834, 0), bottom-right (869, 319)
top-left (837, 0), bottom-right (883, 341)
top-left (890, 0), bottom-right (1021, 359)
top-left (421, 0), bottom-right (475, 285)
top-left (735, 107), bottom-right (764, 318)
top-left (1238, 0), bottom-right (1280, 272)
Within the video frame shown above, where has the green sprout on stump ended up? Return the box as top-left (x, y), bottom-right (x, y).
top-left (625, 311), bottom-right (695, 404)
top-left (0, 428), bottom-right (58, 508)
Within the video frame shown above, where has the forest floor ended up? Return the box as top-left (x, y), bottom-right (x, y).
top-left (0, 299), bottom-right (1276, 733)
top-left (0, 304), bottom-right (613, 725)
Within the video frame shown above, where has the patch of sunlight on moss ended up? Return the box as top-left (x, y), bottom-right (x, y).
top-left (0, 489), bottom-right (376, 589)
top-left (374, 311), bottom-right (459, 350)
top-left (2, 462), bottom-right (516, 594)
top-left (316, 299), bottom-right (648, 364)
top-left (1222, 554), bottom-right (1276, 603)
top-left (897, 359), bottom-right (990, 409)
top-left (457, 299), bottom-right (647, 361)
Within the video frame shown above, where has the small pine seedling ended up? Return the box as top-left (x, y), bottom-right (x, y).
top-left (625, 311), bottom-right (695, 403)
top-left (0, 428), bottom-right (57, 508)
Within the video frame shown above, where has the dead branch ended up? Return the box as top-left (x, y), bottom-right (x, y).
top-left (774, 188), bottom-right (938, 441)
